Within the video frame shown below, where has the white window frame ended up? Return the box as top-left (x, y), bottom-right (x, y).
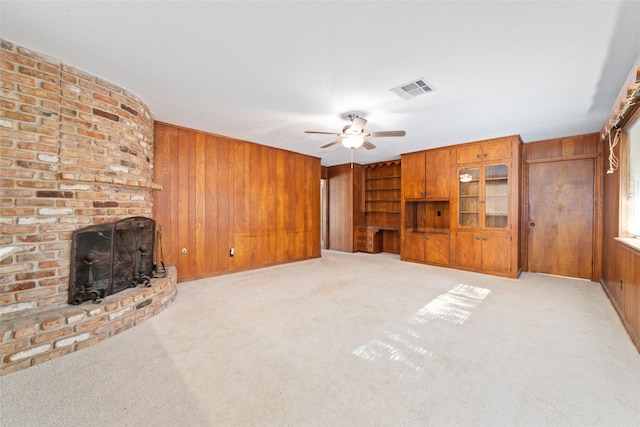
top-left (621, 119), bottom-right (640, 238)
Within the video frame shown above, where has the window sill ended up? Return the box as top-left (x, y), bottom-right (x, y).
top-left (615, 237), bottom-right (640, 254)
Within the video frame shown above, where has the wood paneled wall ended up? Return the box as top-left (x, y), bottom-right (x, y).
top-left (154, 122), bottom-right (321, 281)
top-left (523, 133), bottom-right (600, 161)
top-left (602, 132), bottom-right (640, 351)
top-left (327, 164), bottom-right (364, 252)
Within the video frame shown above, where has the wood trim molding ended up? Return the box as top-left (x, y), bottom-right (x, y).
top-left (524, 153), bottom-right (599, 164)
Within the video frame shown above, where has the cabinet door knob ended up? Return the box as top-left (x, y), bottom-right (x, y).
top-left (426, 191), bottom-right (430, 195)
top-left (476, 154), bottom-right (481, 158)
top-left (425, 236), bottom-right (430, 240)
top-left (483, 236), bottom-right (488, 241)
top-left (476, 236), bottom-right (481, 240)
top-left (420, 191), bottom-right (425, 196)
top-left (483, 153), bottom-right (488, 158)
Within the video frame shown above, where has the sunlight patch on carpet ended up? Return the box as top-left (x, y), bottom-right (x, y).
top-left (410, 284), bottom-right (490, 325)
top-left (352, 284), bottom-right (490, 373)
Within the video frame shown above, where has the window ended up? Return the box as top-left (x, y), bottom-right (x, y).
top-left (623, 120), bottom-right (640, 237)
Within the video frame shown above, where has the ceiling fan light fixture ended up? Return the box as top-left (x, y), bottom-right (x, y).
top-left (342, 135), bottom-right (364, 149)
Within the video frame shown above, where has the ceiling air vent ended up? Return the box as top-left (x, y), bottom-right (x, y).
top-left (390, 78), bottom-right (434, 100)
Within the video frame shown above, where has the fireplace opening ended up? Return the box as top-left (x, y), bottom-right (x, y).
top-left (69, 217), bottom-right (155, 304)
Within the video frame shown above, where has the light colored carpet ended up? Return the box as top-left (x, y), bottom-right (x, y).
top-left (1, 250), bottom-right (639, 426)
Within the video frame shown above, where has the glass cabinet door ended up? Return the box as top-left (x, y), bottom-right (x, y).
top-left (484, 164), bottom-right (508, 228)
top-left (458, 167), bottom-right (480, 227)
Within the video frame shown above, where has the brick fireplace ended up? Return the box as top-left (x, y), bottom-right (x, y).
top-left (1, 39), bottom-right (177, 375)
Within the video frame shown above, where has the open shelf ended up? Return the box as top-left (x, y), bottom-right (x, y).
top-left (404, 200), bottom-right (450, 232)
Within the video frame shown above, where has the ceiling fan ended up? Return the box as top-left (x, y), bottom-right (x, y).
top-left (305, 113), bottom-right (406, 150)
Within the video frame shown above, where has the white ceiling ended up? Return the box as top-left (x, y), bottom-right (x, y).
top-left (2, 1), bottom-right (640, 166)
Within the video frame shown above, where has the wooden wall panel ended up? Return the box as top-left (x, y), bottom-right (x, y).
top-left (328, 164), bottom-right (354, 252)
top-left (327, 163), bottom-right (365, 252)
top-left (154, 122), bottom-right (321, 281)
top-left (523, 133), bottom-right (600, 161)
top-left (601, 132), bottom-right (640, 351)
top-left (622, 247), bottom-right (640, 337)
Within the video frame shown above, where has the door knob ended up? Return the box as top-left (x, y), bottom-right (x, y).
top-left (530, 222), bottom-right (535, 227)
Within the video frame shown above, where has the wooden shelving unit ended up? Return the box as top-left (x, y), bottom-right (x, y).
top-left (356, 161), bottom-right (401, 254)
top-left (363, 162), bottom-right (401, 221)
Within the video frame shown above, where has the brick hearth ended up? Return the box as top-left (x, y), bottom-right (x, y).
top-left (1, 266), bottom-right (177, 375)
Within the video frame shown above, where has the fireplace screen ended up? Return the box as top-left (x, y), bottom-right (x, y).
top-left (69, 217), bottom-right (155, 304)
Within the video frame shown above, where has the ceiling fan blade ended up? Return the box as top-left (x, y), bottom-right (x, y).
top-left (305, 131), bottom-right (341, 136)
top-left (362, 140), bottom-right (376, 150)
top-left (366, 130), bottom-right (406, 138)
top-left (320, 139), bottom-right (342, 149)
top-left (351, 117), bottom-right (367, 132)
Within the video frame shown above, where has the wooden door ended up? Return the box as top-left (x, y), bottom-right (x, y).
top-left (527, 159), bottom-right (594, 279)
top-left (402, 232), bottom-right (425, 262)
top-left (425, 234), bottom-right (450, 265)
top-left (454, 230), bottom-right (482, 270)
top-left (481, 232), bottom-right (511, 275)
top-left (402, 152), bottom-right (426, 198)
top-left (425, 148), bottom-right (450, 199)
top-left (483, 140), bottom-right (512, 161)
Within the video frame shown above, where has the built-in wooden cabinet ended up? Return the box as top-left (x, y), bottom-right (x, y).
top-left (401, 147), bottom-right (452, 267)
top-left (403, 149), bottom-right (451, 199)
top-left (456, 138), bottom-right (512, 164)
top-left (454, 230), bottom-right (512, 276)
top-left (451, 135), bottom-right (521, 278)
top-left (402, 230), bottom-right (450, 266)
top-left (401, 136), bottom-right (520, 278)
top-left (402, 199), bottom-right (451, 266)
top-left (355, 225), bottom-right (385, 253)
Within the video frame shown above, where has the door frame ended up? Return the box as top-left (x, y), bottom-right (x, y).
top-left (521, 153), bottom-right (602, 281)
